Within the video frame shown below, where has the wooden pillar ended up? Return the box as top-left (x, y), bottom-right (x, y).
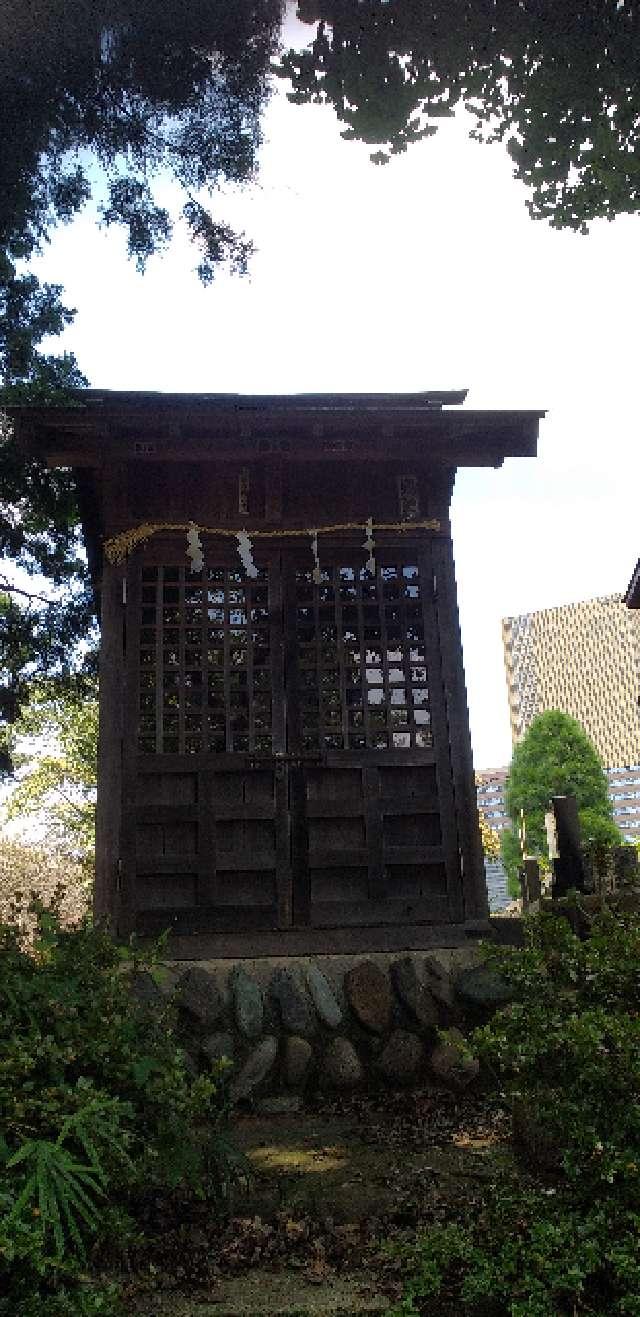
top-left (94, 457), bottom-right (131, 932)
top-left (520, 857), bottom-right (541, 910)
top-left (551, 794), bottom-right (586, 898)
top-left (94, 560), bottom-right (125, 926)
top-left (430, 527), bottom-right (488, 923)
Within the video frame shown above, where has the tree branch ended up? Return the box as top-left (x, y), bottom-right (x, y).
top-left (51, 783), bottom-right (93, 817)
top-left (0, 575), bottom-right (54, 605)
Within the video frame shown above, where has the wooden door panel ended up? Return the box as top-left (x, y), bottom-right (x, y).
top-left (123, 535), bottom-right (464, 940)
top-left (285, 544), bottom-right (463, 926)
top-left (132, 764), bottom-right (285, 934)
top-left (123, 544), bottom-right (291, 938)
top-left (309, 896), bottom-right (451, 928)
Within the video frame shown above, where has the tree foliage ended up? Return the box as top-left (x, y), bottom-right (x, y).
top-left (0, 837), bottom-right (89, 936)
top-left (0, 257), bottom-right (95, 748)
top-left (500, 825), bottom-right (527, 896)
top-left (505, 710), bottom-right (619, 861)
top-left (4, 683), bottom-right (98, 865)
top-left (478, 809), bottom-right (500, 861)
top-left (0, 0), bottom-right (282, 274)
top-left (0, 2), bottom-right (282, 738)
top-left (282, 1), bottom-right (640, 232)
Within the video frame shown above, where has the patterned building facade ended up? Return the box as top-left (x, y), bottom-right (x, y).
top-left (501, 595), bottom-right (640, 842)
top-left (476, 767), bottom-right (510, 835)
top-left (502, 595), bottom-right (640, 764)
top-left (475, 768), bottom-right (511, 912)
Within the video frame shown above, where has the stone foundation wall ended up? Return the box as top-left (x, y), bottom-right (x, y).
top-left (132, 948), bottom-right (512, 1110)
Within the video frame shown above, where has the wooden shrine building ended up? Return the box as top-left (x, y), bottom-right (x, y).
top-left (14, 390), bottom-right (543, 957)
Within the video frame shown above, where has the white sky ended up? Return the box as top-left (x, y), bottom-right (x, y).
top-left (29, 43), bottom-right (640, 771)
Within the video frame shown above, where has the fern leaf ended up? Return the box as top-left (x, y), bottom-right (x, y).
top-left (5, 1136), bottom-right (105, 1260)
top-left (6, 1141), bottom-right (38, 1168)
top-left (71, 1127), bottom-right (105, 1183)
top-left (39, 1158), bottom-right (65, 1258)
top-left (57, 1181), bottom-right (86, 1254)
top-left (53, 1161), bottom-right (104, 1215)
top-left (7, 1169), bottom-right (38, 1223)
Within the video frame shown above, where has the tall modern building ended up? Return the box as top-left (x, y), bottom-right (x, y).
top-left (502, 595), bottom-right (640, 765)
top-left (606, 766), bottom-right (640, 841)
top-left (476, 762), bottom-right (640, 848)
top-left (475, 768), bottom-right (511, 912)
top-left (501, 594), bottom-right (640, 841)
top-left (476, 767), bottom-right (510, 835)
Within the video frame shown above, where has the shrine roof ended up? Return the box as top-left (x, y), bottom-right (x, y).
top-left (625, 559), bottom-right (640, 608)
top-left (9, 388), bottom-right (545, 468)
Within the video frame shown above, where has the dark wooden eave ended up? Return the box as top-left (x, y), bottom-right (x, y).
top-left (625, 559), bottom-right (640, 608)
top-left (8, 388), bottom-right (544, 471)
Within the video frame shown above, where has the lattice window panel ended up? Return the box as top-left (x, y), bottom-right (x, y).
top-left (295, 562), bottom-right (432, 752)
top-left (137, 564), bottom-right (273, 754)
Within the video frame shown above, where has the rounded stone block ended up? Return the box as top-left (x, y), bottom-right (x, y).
top-left (270, 968), bottom-right (316, 1037)
top-left (391, 956), bottom-right (439, 1031)
top-left (201, 1032), bottom-right (235, 1067)
top-left (430, 1028), bottom-right (479, 1090)
top-left (230, 1035), bottom-right (278, 1101)
top-left (322, 1037), bottom-right (364, 1089)
top-left (344, 960), bottom-right (392, 1034)
top-left (455, 963), bottom-right (512, 1009)
top-left (177, 966), bottom-right (224, 1028)
top-left (230, 966), bottom-right (265, 1039)
top-left (283, 1035), bottom-right (314, 1088)
top-left (423, 952), bottom-right (456, 1008)
top-left (379, 1029), bottom-right (425, 1084)
top-left (305, 964), bottom-right (342, 1028)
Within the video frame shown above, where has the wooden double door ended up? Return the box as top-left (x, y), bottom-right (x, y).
top-left (123, 537), bottom-right (464, 940)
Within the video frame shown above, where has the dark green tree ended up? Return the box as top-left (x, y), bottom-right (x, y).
top-left (0, 0), bottom-right (282, 275)
top-left (0, 263), bottom-right (94, 758)
top-left (282, 1), bottom-right (640, 232)
top-left (0, 2), bottom-right (283, 745)
top-left (500, 826), bottom-right (527, 897)
top-left (504, 709), bottom-right (620, 864)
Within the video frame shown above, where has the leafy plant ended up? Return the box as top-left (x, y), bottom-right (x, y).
top-left (5, 1097), bottom-right (131, 1259)
top-left (0, 892), bottom-right (242, 1313)
top-left (392, 907), bottom-right (640, 1315)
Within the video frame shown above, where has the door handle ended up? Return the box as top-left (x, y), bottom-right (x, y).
top-left (245, 751), bottom-right (326, 772)
top-left (274, 751), bottom-right (326, 769)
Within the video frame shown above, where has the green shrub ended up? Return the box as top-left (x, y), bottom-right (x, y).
top-left (392, 908), bottom-right (640, 1316)
top-left (0, 895), bottom-right (241, 1314)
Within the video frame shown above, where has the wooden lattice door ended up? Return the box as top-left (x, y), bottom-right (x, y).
top-left (123, 543), bottom-right (293, 936)
top-left (123, 537), bottom-right (462, 940)
top-left (283, 543), bottom-right (463, 929)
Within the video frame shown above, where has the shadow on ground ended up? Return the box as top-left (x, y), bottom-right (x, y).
top-left (124, 1087), bottom-right (512, 1316)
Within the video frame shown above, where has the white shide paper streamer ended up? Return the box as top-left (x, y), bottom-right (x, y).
top-left (310, 530), bottom-right (321, 584)
top-left (363, 515), bottom-right (376, 574)
top-left (186, 523), bottom-right (204, 574)
top-left (236, 530), bottom-right (259, 578)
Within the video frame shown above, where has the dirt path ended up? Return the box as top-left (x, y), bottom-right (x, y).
top-left (122, 1087), bottom-right (511, 1315)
